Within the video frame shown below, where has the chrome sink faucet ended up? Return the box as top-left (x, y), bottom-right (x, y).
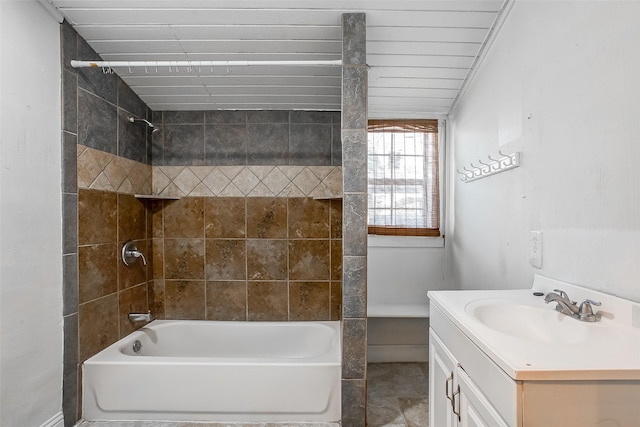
top-left (544, 289), bottom-right (601, 322)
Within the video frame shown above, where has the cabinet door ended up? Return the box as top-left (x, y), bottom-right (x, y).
top-left (456, 366), bottom-right (509, 427)
top-left (429, 330), bottom-right (458, 427)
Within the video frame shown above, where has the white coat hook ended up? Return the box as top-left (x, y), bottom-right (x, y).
top-left (458, 151), bottom-right (522, 183)
top-left (478, 159), bottom-right (491, 173)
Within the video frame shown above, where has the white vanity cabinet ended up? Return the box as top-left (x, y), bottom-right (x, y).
top-left (429, 330), bottom-right (457, 427)
top-left (429, 329), bottom-right (510, 427)
top-left (429, 278), bottom-right (640, 427)
top-left (455, 364), bottom-right (509, 427)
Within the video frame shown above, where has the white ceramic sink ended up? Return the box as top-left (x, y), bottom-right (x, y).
top-left (465, 299), bottom-right (589, 344)
top-left (429, 275), bottom-right (640, 380)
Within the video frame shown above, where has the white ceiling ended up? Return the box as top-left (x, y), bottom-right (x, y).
top-left (51, 0), bottom-right (508, 118)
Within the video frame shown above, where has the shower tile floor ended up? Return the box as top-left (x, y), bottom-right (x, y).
top-left (76, 362), bottom-right (428, 427)
top-left (366, 363), bottom-right (429, 427)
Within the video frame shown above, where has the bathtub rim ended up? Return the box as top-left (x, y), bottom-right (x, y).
top-left (84, 319), bottom-right (342, 365)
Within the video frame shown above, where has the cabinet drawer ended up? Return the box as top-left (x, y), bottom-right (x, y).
top-left (431, 304), bottom-right (521, 426)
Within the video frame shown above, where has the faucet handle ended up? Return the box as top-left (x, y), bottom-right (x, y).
top-left (122, 241), bottom-right (147, 266)
top-left (578, 299), bottom-right (601, 321)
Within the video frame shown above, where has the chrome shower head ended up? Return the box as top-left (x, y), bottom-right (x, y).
top-left (128, 116), bottom-right (159, 133)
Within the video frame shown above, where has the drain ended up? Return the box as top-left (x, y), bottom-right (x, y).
top-left (132, 340), bottom-right (142, 354)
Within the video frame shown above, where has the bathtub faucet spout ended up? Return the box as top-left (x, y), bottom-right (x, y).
top-left (129, 310), bottom-right (153, 323)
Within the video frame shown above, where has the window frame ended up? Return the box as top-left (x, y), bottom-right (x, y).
top-left (367, 119), bottom-right (442, 237)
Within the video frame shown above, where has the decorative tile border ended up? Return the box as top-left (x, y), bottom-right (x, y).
top-left (154, 165), bottom-right (342, 198)
top-left (77, 145), bottom-right (152, 194)
top-left (78, 144), bottom-right (343, 198)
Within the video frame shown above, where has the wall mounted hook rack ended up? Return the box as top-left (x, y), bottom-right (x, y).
top-left (457, 151), bottom-right (521, 182)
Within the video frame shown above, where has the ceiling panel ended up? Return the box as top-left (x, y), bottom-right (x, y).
top-left (51, 0), bottom-right (508, 117)
top-left (54, 0), bottom-right (504, 12)
top-left (90, 40), bottom-right (342, 55)
top-left (367, 42), bottom-right (481, 57)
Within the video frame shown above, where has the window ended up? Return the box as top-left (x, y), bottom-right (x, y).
top-left (367, 119), bottom-right (440, 236)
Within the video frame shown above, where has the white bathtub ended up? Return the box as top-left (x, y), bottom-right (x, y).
top-left (82, 320), bottom-right (341, 422)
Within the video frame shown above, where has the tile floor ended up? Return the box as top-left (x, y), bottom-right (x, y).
top-left (366, 363), bottom-right (429, 427)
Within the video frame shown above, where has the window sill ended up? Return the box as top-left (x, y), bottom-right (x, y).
top-left (367, 234), bottom-right (444, 248)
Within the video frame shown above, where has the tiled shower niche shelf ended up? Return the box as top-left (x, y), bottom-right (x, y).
top-left (134, 194), bottom-right (181, 200)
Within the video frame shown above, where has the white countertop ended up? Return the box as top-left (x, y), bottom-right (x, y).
top-left (428, 275), bottom-right (640, 381)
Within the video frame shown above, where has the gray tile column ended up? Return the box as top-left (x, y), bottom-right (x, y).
top-left (341, 12), bottom-right (368, 427)
top-left (61, 20), bottom-right (80, 427)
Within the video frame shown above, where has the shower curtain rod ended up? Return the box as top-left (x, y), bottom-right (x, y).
top-left (70, 59), bottom-right (343, 69)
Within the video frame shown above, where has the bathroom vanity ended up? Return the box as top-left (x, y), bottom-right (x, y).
top-left (428, 275), bottom-right (640, 426)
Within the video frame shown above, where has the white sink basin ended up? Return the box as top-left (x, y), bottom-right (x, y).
top-left (429, 276), bottom-right (640, 380)
top-left (465, 299), bottom-right (590, 344)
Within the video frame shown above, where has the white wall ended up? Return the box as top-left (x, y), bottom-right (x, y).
top-left (368, 236), bottom-right (447, 308)
top-left (0, 1), bottom-right (63, 426)
top-left (447, 0), bottom-right (640, 300)
top-left (367, 236), bottom-right (445, 362)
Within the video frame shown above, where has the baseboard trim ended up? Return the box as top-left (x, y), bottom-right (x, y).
top-left (40, 412), bottom-right (64, 427)
top-left (367, 344), bottom-right (428, 363)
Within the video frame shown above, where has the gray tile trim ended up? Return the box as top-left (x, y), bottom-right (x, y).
top-left (343, 256), bottom-right (366, 318)
top-left (62, 313), bottom-right (78, 427)
top-left (342, 318), bottom-right (367, 378)
top-left (342, 14), bottom-right (367, 66)
top-left (342, 130), bottom-right (367, 192)
top-left (342, 379), bottom-right (366, 427)
top-left (343, 193), bottom-right (367, 257)
top-left (62, 193), bottom-right (77, 255)
top-left (62, 69), bottom-right (77, 133)
top-left (63, 254), bottom-right (78, 316)
top-left (341, 12), bottom-right (368, 424)
top-left (62, 132), bottom-right (77, 193)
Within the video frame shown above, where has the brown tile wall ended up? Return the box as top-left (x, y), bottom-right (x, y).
top-left (150, 197), bottom-right (342, 321)
top-left (77, 189), bottom-right (152, 362)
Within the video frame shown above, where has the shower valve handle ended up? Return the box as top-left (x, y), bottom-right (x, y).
top-left (122, 241), bottom-right (147, 266)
